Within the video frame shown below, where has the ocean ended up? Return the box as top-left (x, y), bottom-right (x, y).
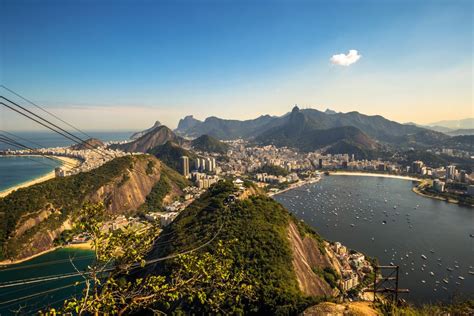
top-left (0, 131), bottom-right (133, 192)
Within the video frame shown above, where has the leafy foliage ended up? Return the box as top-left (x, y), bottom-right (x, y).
top-left (43, 203), bottom-right (255, 315)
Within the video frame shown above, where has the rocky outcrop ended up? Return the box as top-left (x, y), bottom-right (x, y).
top-left (287, 221), bottom-right (335, 297)
top-left (88, 158), bottom-right (162, 214)
top-left (3, 155), bottom-right (170, 261)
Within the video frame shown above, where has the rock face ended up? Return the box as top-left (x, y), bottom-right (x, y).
top-left (287, 221), bottom-right (334, 297)
top-left (0, 155), bottom-right (167, 261)
top-left (111, 126), bottom-right (188, 153)
top-left (88, 158), bottom-right (162, 214)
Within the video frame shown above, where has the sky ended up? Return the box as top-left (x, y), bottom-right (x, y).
top-left (0, 0), bottom-right (472, 131)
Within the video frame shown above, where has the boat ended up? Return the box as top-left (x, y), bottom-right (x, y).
top-left (458, 276), bottom-right (465, 280)
top-left (421, 254), bottom-right (427, 260)
top-left (468, 271), bottom-right (474, 275)
top-left (430, 272), bottom-right (434, 276)
top-left (443, 279), bottom-right (449, 284)
top-left (447, 267), bottom-right (454, 272)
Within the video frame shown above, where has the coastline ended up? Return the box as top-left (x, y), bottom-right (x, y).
top-left (0, 242), bottom-right (93, 267)
top-left (329, 171), bottom-right (421, 182)
top-left (0, 155), bottom-right (81, 198)
top-left (0, 246), bottom-right (60, 266)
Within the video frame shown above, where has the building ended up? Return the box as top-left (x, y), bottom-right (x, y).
top-left (433, 179), bottom-right (445, 192)
top-left (411, 161), bottom-right (424, 175)
top-left (467, 185), bottom-right (474, 196)
top-left (55, 167), bottom-right (67, 177)
top-left (446, 165), bottom-right (456, 181)
top-left (318, 158), bottom-right (323, 169)
top-left (181, 156), bottom-right (190, 177)
top-left (340, 272), bottom-right (359, 291)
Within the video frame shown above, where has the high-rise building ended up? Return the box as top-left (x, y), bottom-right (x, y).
top-left (194, 158), bottom-right (201, 171)
top-left (411, 161), bottom-right (424, 174)
top-left (446, 165), bottom-right (456, 181)
top-left (181, 156), bottom-right (189, 177)
top-left (318, 158), bottom-right (323, 169)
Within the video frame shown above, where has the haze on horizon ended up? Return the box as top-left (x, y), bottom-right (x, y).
top-left (0, 0), bottom-right (472, 132)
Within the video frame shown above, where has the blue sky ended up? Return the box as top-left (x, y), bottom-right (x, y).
top-left (1, 0), bottom-right (472, 131)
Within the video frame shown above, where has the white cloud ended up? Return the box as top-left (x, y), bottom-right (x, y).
top-left (330, 49), bottom-right (361, 66)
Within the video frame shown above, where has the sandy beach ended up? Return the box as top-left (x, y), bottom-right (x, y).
top-left (0, 155), bottom-right (81, 198)
top-left (329, 171), bottom-right (421, 182)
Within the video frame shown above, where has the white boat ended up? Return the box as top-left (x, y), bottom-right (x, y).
top-left (458, 276), bottom-right (465, 280)
top-left (421, 254), bottom-right (427, 260)
top-left (443, 279), bottom-right (449, 284)
top-left (430, 272), bottom-right (435, 276)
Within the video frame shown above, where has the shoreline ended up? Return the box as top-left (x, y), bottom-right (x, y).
top-left (0, 155), bottom-right (81, 198)
top-left (328, 171), bottom-right (421, 182)
top-left (0, 242), bottom-right (93, 267)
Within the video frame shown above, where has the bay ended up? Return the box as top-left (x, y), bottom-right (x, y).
top-left (274, 175), bottom-right (474, 304)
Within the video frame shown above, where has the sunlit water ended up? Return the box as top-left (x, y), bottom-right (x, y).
top-left (274, 175), bottom-right (474, 304)
top-left (0, 249), bottom-right (94, 315)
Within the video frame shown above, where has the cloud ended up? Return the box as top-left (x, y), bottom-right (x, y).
top-left (330, 49), bottom-right (361, 66)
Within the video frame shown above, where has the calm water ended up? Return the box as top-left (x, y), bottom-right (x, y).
top-left (0, 131), bottom-right (133, 192)
top-left (274, 175), bottom-right (474, 304)
top-left (0, 249), bottom-right (94, 315)
top-left (0, 156), bottom-right (62, 192)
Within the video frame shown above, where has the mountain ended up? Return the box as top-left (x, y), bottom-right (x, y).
top-left (175, 106), bottom-right (448, 149)
top-left (70, 138), bottom-right (105, 150)
top-left (130, 121), bottom-right (162, 140)
top-left (175, 115), bottom-right (202, 134)
top-left (148, 141), bottom-right (197, 173)
top-left (0, 155), bottom-right (185, 261)
top-left (427, 118), bottom-right (474, 130)
top-left (143, 181), bottom-right (340, 313)
top-left (111, 125), bottom-right (187, 153)
top-left (446, 129), bottom-right (474, 136)
top-left (255, 106), bottom-right (381, 158)
top-left (191, 134), bottom-right (229, 154)
top-left (175, 114), bottom-right (279, 139)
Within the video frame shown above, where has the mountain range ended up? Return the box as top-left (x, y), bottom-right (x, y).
top-left (174, 106), bottom-right (462, 157)
top-left (125, 106), bottom-right (470, 159)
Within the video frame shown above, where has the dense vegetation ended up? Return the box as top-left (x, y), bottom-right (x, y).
top-left (191, 134), bottom-right (229, 153)
top-left (147, 180), bottom-right (320, 314)
top-left (254, 164), bottom-right (289, 176)
top-left (147, 141), bottom-right (196, 173)
top-left (0, 155), bottom-right (173, 260)
top-left (0, 156), bottom-right (141, 259)
top-left (139, 163), bottom-right (190, 212)
top-left (47, 203), bottom-right (254, 315)
top-left (399, 150), bottom-right (473, 173)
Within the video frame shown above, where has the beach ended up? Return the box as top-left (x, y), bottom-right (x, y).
top-left (329, 171), bottom-right (421, 182)
top-left (0, 156), bottom-right (81, 198)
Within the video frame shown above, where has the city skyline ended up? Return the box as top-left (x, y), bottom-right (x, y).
top-left (1, 0), bottom-right (473, 131)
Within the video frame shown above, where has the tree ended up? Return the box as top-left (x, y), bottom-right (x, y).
top-left (42, 203), bottom-right (254, 315)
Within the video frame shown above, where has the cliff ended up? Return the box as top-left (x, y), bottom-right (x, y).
top-left (0, 155), bottom-right (180, 261)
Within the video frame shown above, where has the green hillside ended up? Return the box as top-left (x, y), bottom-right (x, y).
top-left (145, 180), bottom-right (325, 314)
top-left (191, 134), bottom-right (229, 153)
top-left (148, 141), bottom-right (197, 173)
top-left (0, 155), bottom-right (182, 260)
